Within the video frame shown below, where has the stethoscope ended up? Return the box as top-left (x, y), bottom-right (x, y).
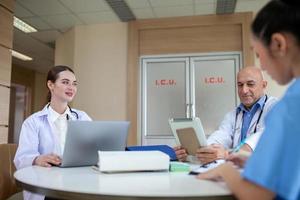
top-left (47, 103), bottom-right (79, 120)
top-left (234, 95), bottom-right (268, 137)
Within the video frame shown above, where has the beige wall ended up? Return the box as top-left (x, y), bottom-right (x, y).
top-left (254, 57), bottom-right (287, 99)
top-left (265, 74), bottom-right (287, 99)
top-left (55, 23), bottom-right (128, 121)
top-left (55, 28), bottom-right (75, 68)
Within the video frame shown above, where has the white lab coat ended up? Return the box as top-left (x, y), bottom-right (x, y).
top-left (14, 105), bottom-right (91, 200)
top-left (207, 96), bottom-right (278, 150)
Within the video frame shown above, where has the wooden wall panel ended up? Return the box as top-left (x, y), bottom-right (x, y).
top-left (11, 65), bottom-right (35, 87)
top-left (0, 5), bottom-right (13, 48)
top-left (0, 126), bottom-right (8, 144)
top-left (242, 13), bottom-right (254, 66)
top-left (0, 68), bottom-right (11, 86)
top-left (0, 44), bottom-right (11, 67)
top-left (0, 86), bottom-right (10, 125)
top-left (11, 65), bottom-right (35, 113)
top-left (0, 0), bottom-right (15, 12)
top-left (0, 45), bottom-right (12, 86)
top-left (136, 13), bottom-right (248, 30)
top-left (126, 22), bottom-right (139, 146)
top-left (139, 25), bottom-right (242, 55)
top-left (0, 0), bottom-right (14, 144)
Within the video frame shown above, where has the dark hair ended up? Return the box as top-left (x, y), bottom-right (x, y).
top-left (251, 0), bottom-right (300, 46)
top-left (46, 65), bottom-right (74, 102)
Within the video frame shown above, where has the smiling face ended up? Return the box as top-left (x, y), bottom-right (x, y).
top-left (237, 67), bottom-right (267, 109)
top-left (47, 70), bottom-right (77, 104)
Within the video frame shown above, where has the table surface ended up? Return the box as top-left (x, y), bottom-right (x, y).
top-left (14, 166), bottom-right (234, 200)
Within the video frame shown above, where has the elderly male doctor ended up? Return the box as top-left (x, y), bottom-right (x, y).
top-left (175, 66), bottom-right (277, 164)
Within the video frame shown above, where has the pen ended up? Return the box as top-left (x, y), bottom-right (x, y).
top-left (200, 160), bottom-right (217, 168)
top-left (188, 160), bottom-right (218, 175)
top-left (189, 171), bottom-right (200, 175)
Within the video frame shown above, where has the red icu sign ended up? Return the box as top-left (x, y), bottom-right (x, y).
top-left (204, 77), bottom-right (225, 84)
top-left (155, 79), bottom-right (176, 86)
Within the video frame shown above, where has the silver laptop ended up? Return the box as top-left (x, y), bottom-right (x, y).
top-left (60, 120), bottom-right (130, 167)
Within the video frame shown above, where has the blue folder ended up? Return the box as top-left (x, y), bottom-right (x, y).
top-left (126, 145), bottom-right (177, 161)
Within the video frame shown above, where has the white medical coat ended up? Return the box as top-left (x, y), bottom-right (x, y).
top-left (207, 96), bottom-right (277, 150)
top-left (14, 105), bottom-right (91, 200)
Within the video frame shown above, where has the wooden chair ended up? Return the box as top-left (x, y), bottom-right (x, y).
top-left (0, 144), bottom-right (21, 200)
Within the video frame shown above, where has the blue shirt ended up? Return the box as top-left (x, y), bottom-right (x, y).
top-left (243, 79), bottom-right (300, 200)
top-left (238, 95), bottom-right (266, 141)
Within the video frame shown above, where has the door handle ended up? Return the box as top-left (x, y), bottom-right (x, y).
top-left (186, 103), bottom-right (190, 118)
top-left (191, 103), bottom-right (195, 118)
top-left (186, 103), bottom-right (195, 118)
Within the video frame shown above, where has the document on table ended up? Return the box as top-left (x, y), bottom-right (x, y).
top-left (189, 159), bottom-right (225, 174)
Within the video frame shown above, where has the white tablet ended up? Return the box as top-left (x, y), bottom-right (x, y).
top-left (169, 118), bottom-right (207, 156)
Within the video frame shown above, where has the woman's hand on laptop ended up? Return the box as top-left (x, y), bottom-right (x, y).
top-left (173, 146), bottom-right (188, 162)
top-left (196, 144), bottom-right (228, 164)
top-left (33, 153), bottom-right (62, 167)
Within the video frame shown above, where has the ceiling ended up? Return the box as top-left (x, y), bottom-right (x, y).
top-left (13, 0), bottom-right (270, 73)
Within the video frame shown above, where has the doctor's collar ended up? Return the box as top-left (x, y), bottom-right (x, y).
top-left (237, 95), bottom-right (267, 113)
top-left (47, 104), bottom-right (71, 122)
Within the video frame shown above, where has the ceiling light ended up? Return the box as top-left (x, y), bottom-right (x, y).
top-left (13, 16), bottom-right (37, 33)
top-left (11, 50), bottom-right (33, 61)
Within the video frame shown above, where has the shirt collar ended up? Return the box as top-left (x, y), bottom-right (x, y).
top-left (47, 105), bottom-right (72, 123)
top-left (37, 104), bottom-right (76, 120)
top-left (237, 95), bottom-right (267, 113)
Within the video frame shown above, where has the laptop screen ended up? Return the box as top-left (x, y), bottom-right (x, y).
top-left (60, 120), bottom-right (130, 167)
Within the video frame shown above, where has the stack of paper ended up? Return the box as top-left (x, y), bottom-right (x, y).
top-left (97, 151), bottom-right (170, 172)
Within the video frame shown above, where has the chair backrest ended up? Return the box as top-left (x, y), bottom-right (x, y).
top-left (0, 144), bottom-right (20, 200)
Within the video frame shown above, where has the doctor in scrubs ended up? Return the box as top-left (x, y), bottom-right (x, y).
top-left (14, 65), bottom-right (91, 200)
top-left (175, 66), bottom-right (277, 163)
top-left (198, 0), bottom-right (300, 199)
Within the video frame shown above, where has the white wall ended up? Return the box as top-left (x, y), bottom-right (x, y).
top-left (55, 23), bottom-right (128, 120)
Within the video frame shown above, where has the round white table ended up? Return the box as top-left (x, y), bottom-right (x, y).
top-left (14, 166), bottom-right (234, 200)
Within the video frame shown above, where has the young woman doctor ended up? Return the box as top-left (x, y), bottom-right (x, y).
top-left (14, 66), bottom-right (91, 200)
top-left (198, 0), bottom-right (300, 199)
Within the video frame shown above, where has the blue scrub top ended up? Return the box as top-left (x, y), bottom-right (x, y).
top-left (243, 78), bottom-right (300, 200)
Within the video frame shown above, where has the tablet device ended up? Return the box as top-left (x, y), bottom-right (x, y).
top-left (60, 120), bottom-right (130, 167)
top-left (169, 118), bottom-right (207, 156)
